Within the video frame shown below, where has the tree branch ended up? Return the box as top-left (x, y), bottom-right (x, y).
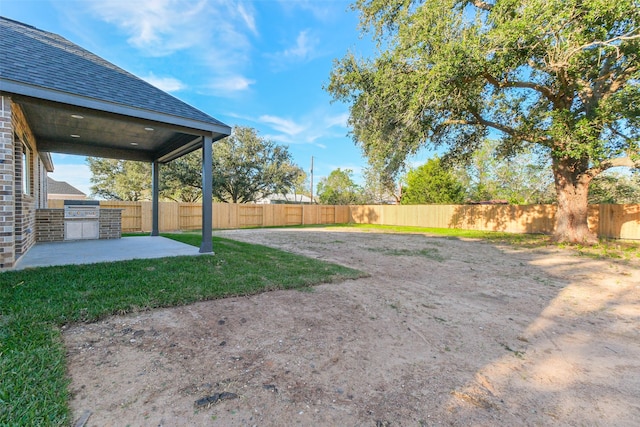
top-left (468, 110), bottom-right (551, 144)
top-left (609, 127), bottom-right (634, 143)
top-left (588, 156), bottom-right (640, 177)
top-left (443, 112), bottom-right (551, 146)
top-left (606, 65), bottom-right (638, 97)
top-left (483, 72), bottom-right (557, 102)
top-left (577, 64), bottom-right (638, 114)
top-left (470, 0), bottom-right (493, 11)
top-left (564, 31), bottom-right (640, 63)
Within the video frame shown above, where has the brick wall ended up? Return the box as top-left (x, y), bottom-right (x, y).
top-left (35, 208), bottom-right (122, 242)
top-left (0, 96), bottom-right (15, 268)
top-left (35, 209), bottom-right (64, 242)
top-left (99, 208), bottom-right (122, 239)
top-left (12, 102), bottom-right (37, 257)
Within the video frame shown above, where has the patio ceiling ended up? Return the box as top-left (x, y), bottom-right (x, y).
top-left (11, 94), bottom-right (227, 163)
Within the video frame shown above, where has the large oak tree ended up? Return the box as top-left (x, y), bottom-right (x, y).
top-left (327, 0), bottom-right (639, 243)
top-left (87, 158), bottom-right (150, 201)
top-left (211, 126), bottom-right (303, 203)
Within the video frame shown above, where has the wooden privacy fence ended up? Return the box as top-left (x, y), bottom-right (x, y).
top-left (49, 201), bottom-right (349, 233)
top-left (349, 204), bottom-right (640, 240)
top-left (47, 200), bottom-right (640, 239)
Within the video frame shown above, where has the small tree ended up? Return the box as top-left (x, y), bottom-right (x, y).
top-left (401, 158), bottom-right (466, 204)
top-left (317, 168), bottom-right (364, 205)
top-left (288, 170), bottom-right (311, 203)
top-left (362, 161), bottom-right (402, 204)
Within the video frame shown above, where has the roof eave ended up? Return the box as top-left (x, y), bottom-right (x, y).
top-left (39, 151), bottom-right (54, 172)
top-left (0, 78), bottom-right (232, 137)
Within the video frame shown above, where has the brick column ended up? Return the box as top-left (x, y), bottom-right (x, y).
top-left (99, 209), bottom-right (122, 239)
top-left (0, 96), bottom-right (15, 268)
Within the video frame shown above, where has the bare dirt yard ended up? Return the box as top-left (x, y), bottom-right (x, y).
top-left (65, 228), bottom-right (640, 426)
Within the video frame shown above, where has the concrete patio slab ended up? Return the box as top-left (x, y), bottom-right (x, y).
top-left (14, 236), bottom-right (204, 270)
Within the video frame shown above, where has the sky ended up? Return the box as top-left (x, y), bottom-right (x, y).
top-left (1, 0), bottom-right (412, 196)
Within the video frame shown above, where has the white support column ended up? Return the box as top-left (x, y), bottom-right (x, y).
top-left (200, 135), bottom-right (213, 253)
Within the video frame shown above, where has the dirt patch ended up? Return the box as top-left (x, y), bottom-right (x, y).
top-left (65, 229), bottom-right (640, 426)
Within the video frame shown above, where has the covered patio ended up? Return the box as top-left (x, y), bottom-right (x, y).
top-left (0, 17), bottom-right (230, 266)
top-left (13, 236), bottom-right (207, 270)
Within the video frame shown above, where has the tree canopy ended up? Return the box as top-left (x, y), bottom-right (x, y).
top-left (317, 168), bottom-right (364, 205)
top-left (161, 151), bottom-right (203, 202)
top-left (88, 158), bottom-right (150, 201)
top-left (362, 161), bottom-right (402, 204)
top-left (212, 126), bottom-right (304, 203)
top-left (328, 0), bottom-right (640, 243)
top-left (456, 139), bottom-right (556, 204)
top-left (402, 157), bottom-right (466, 204)
top-left (588, 171), bottom-right (640, 204)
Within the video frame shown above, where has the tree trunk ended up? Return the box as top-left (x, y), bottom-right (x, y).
top-left (551, 156), bottom-right (598, 244)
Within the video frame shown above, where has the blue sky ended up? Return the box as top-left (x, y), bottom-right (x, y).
top-left (2, 0), bottom-right (407, 196)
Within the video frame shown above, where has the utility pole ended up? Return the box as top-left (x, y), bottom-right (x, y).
top-left (310, 156), bottom-right (314, 204)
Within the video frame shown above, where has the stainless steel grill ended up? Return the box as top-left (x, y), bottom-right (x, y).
top-left (64, 200), bottom-right (100, 240)
top-left (64, 205), bottom-right (100, 219)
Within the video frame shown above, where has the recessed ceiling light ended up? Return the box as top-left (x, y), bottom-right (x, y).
top-left (71, 114), bottom-right (84, 119)
top-left (144, 127), bottom-right (154, 131)
top-left (130, 142), bottom-right (139, 146)
top-left (70, 134), bottom-right (80, 138)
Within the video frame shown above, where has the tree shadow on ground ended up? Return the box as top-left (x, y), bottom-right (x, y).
top-left (434, 241), bottom-right (640, 425)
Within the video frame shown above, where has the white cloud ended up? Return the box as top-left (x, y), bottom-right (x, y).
top-left (324, 112), bottom-right (350, 128)
top-left (266, 29), bottom-right (319, 70)
top-left (89, 0), bottom-right (210, 56)
top-left (208, 75), bottom-right (256, 95)
top-left (261, 133), bottom-right (294, 144)
top-left (259, 115), bottom-right (307, 136)
top-left (283, 30), bottom-right (315, 60)
top-left (86, 0), bottom-right (258, 89)
top-left (142, 73), bottom-right (187, 92)
top-left (245, 105), bottom-right (351, 148)
top-left (236, 2), bottom-right (258, 35)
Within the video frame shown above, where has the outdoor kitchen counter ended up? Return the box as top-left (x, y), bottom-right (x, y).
top-left (35, 208), bottom-right (122, 242)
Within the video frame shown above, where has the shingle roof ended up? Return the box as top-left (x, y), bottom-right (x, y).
top-left (0, 17), bottom-right (226, 128)
top-left (47, 177), bottom-right (85, 196)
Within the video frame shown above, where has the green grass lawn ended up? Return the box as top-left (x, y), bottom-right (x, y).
top-left (328, 223), bottom-right (640, 261)
top-left (0, 235), bottom-right (363, 426)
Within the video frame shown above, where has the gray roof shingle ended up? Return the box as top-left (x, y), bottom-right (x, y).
top-left (0, 17), bottom-right (226, 128)
top-left (47, 177), bottom-right (85, 196)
